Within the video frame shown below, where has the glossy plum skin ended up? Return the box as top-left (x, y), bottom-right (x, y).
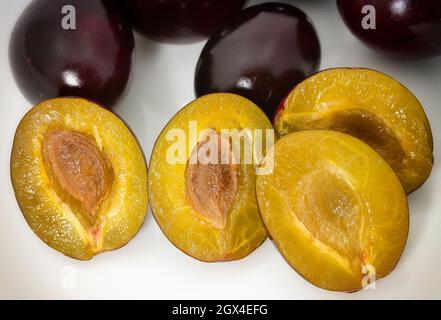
top-left (337, 0), bottom-right (441, 59)
top-left (122, 0), bottom-right (247, 44)
top-left (195, 3), bottom-right (321, 119)
top-left (9, 0), bottom-right (134, 107)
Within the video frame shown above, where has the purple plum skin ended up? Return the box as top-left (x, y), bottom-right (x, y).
top-left (122, 0), bottom-right (247, 44)
top-left (9, 0), bottom-right (134, 107)
top-left (194, 3), bottom-right (321, 119)
top-left (337, 0), bottom-right (441, 59)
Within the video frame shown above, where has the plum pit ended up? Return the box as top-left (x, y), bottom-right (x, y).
top-left (42, 129), bottom-right (114, 227)
top-left (186, 132), bottom-right (238, 230)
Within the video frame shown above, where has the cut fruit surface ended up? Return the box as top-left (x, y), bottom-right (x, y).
top-left (42, 129), bottom-right (114, 222)
top-left (149, 93), bottom-right (274, 262)
top-left (256, 130), bottom-right (409, 292)
top-left (274, 68), bottom-right (434, 193)
top-left (11, 98), bottom-right (148, 260)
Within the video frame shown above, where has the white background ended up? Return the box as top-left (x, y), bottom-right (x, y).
top-left (1, 0), bottom-right (440, 300)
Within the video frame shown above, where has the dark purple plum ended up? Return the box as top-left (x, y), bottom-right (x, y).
top-left (337, 0), bottom-right (441, 59)
top-left (122, 0), bottom-right (247, 44)
top-left (9, 0), bottom-right (134, 107)
top-left (194, 3), bottom-right (321, 119)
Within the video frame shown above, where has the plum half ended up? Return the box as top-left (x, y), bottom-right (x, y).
top-left (148, 93), bottom-right (274, 262)
top-left (256, 130), bottom-right (409, 292)
top-left (122, 0), bottom-right (247, 44)
top-left (9, 0), bottom-right (134, 107)
top-left (11, 98), bottom-right (148, 260)
top-left (275, 68), bottom-right (434, 194)
top-left (337, 0), bottom-right (441, 59)
top-left (195, 2), bottom-right (321, 119)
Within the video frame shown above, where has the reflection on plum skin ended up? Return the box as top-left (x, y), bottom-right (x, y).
top-left (195, 3), bottom-right (321, 119)
top-left (61, 70), bottom-right (83, 89)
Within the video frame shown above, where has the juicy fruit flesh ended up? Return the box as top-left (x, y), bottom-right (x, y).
top-left (186, 132), bottom-right (238, 230)
top-left (42, 129), bottom-right (114, 228)
top-left (256, 130), bottom-right (409, 291)
top-left (284, 107), bottom-right (406, 173)
top-left (275, 68), bottom-right (433, 193)
top-left (293, 167), bottom-right (363, 261)
top-left (326, 108), bottom-right (405, 171)
top-left (11, 98), bottom-right (148, 260)
top-left (149, 93), bottom-right (273, 262)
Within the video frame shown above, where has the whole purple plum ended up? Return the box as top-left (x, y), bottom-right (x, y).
top-left (195, 3), bottom-right (321, 119)
top-left (122, 0), bottom-right (247, 44)
top-left (10, 0), bottom-right (134, 107)
top-left (337, 0), bottom-right (441, 58)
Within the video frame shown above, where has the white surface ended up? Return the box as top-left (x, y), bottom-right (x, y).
top-left (1, 0), bottom-right (440, 300)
